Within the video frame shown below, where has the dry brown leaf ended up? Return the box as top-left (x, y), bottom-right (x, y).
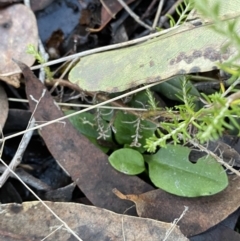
top-left (15, 61), bottom-right (154, 214)
top-left (113, 175), bottom-right (240, 237)
top-left (30, 0), bottom-right (54, 11)
top-left (0, 201), bottom-right (188, 241)
top-left (89, 0), bottom-right (136, 32)
top-left (0, 84), bottom-right (8, 129)
top-left (0, 4), bottom-right (38, 75)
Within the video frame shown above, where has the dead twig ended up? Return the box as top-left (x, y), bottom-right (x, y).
top-left (116, 0), bottom-right (153, 31)
top-left (0, 25), bottom-right (179, 77)
top-left (0, 89), bottom-right (46, 187)
top-left (0, 158), bottom-right (83, 241)
top-left (152, 0), bottom-right (165, 30)
top-left (0, 81), bottom-right (162, 143)
top-left (187, 137), bottom-right (240, 176)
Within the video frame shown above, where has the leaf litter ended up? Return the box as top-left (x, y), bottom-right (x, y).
top-left (17, 61), bottom-right (154, 213)
top-left (0, 201), bottom-right (188, 241)
top-left (113, 175), bottom-right (240, 236)
top-left (1, 1), bottom-right (240, 240)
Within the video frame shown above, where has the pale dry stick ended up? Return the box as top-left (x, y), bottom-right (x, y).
top-left (120, 205), bottom-right (135, 241)
top-left (122, 215), bottom-right (126, 241)
top-left (3, 10), bottom-right (240, 78)
top-left (116, 0), bottom-right (153, 31)
top-left (0, 25), bottom-right (179, 77)
top-left (41, 225), bottom-right (64, 241)
top-left (23, 0), bottom-right (30, 7)
top-left (0, 120), bottom-right (35, 187)
top-left (38, 37), bottom-right (50, 81)
top-left (23, 0), bottom-right (48, 78)
top-left (227, 91), bottom-right (240, 103)
top-left (59, 58), bottom-right (78, 80)
top-left (24, 0), bottom-right (49, 81)
top-left (0, 159), bottom-right (83, 241)
top-left (187, 137), bottom-right (240, 176)
top-left (163, 206), bottom-right (188, 241)
top-left (100, 0), bottom-right (116, 18)
top-left (152, 0), bottom-right (165, 30)
top-left (0, 166), bottom-right (51, 190)
top-left (0, 81), bottom-right (162, 143)
top-left (50, 58), bottom-right (79, 93)
top-left (8, 97), bottom-right (147, 111)
top-left (0, 90), bottom-right (46, 187)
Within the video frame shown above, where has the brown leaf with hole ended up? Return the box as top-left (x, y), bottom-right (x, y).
top-left (15, 61), bottom-right (154, 213)
top-left (89, 0), bottom-right (136, 32)
top-left (0, 201), bottom-right (188, 241)
top-left (113, 175), bottom-right (240, 237)
top-left (0, 84), bottom-right (8, 129)
top-left (0, 4), bottom-right (38, 75)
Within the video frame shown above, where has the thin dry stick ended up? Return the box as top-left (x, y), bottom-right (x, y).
top-left (187, 137), bottom-right (240, 176)
top-left (2, 11), bottom-right (239, 78)
top-left (0, 164), bottom-right (51, 190)
top-left (116, 0), bottom-right (153, 31)
top-left (8, 98), bottom-right (147, 111)
top-left (0, 121), bottom-right (34, 187)
top-left (152, 0), bottom-right (165, 30)
top-left (0, 158), bottom-right (83, 241)
top-left (41, 225), bottom-right (64, 241)
top-left (120, 204), bottom-right (135, 241)
top-left (23, 0), bottom-right (30, 7)
top-left (222, 77), bottom-right (240, 98)
top-left (0, 81), bottom-right (162, 143)
top-left (100, 0), bottom-right (116, 18)
top-left (59, 58), bottom-right (78, 80)
top-left (0, 25), bottom-right (179, 77)
top-left (163, 206), bottom-right (188, 241)
top-left (121, 215), bottom-right (126, 241)
top-left (0, 90), bottom-right (46, 187)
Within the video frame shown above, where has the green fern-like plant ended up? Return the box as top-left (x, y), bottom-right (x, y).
top-left (145, 77), bottom-right (240, 152)
top-left (144, 0), bottom-right (240, 152)
top-left (167, 0), bottom-right (193, 27)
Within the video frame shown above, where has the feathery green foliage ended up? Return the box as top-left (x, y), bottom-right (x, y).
top-left (167, 0), bottom-right (193, 27)
top-left (145, 0), bottom-right (240, 152)
top-left (26, 44), bottom-right (53, 79)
